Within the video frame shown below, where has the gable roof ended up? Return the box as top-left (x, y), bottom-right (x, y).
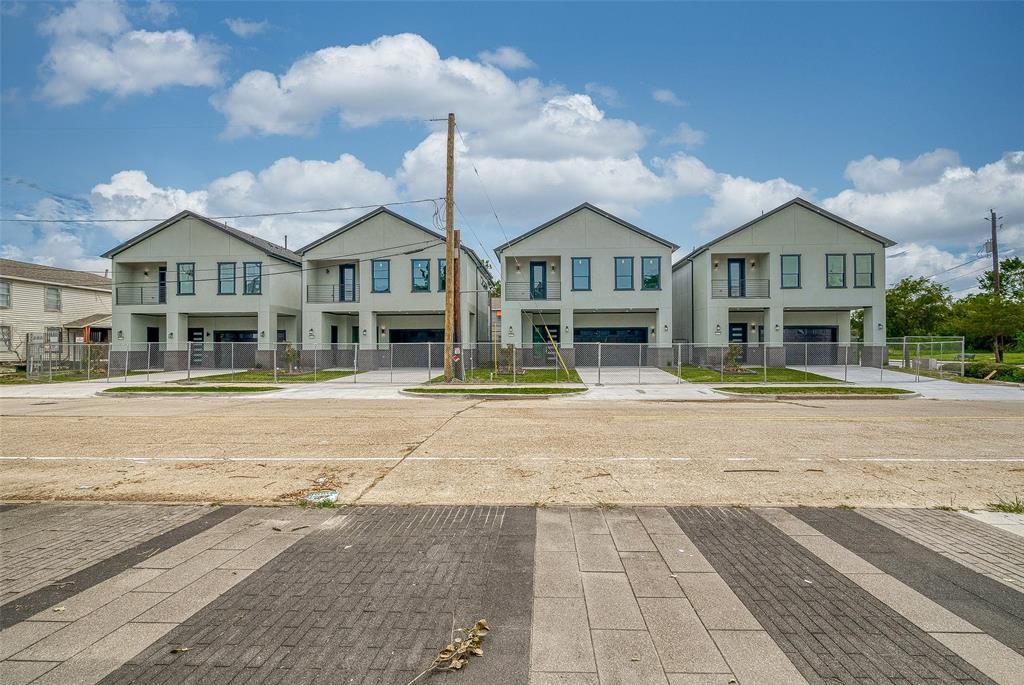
top-left (100, 210), bottom-right (301, 266)
top-left (0, 258), bottom-right (111, 291)
top-left (494, 202), bottom-right (680, 253)
top-left (298, 206), bottom-right (494, 285)
top-left (673, 197), bottom-right (897, 269)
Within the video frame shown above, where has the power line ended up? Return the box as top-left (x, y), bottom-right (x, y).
top-left (0, 198), bottom-right (443, 223)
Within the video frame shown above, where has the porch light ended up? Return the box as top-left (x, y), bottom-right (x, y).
top-left (380, 326), bottom-right (387, 334)
top-left (664, 324), bottom-right (669, 331)
top-left (308, 328), bottom-right (315, 339)
top-left (749, 259), bottom-right (756, 268)
top-left (260, 331), bottom-right (265, 338)
top-left (508, 325), bottom-right (514, 336)
top-left (206, 331), bottom-right (211, 338)
top-left (551, 264), bottom-right (556, 272)
top-left (143, 269), bottom-right (149, 277)
top-left (774, 324), bottom-right (780, 332)
top-left (715, 324), bottom-right (722, 335)
top-left (117, 330), bottom-right (124, 340)
top-left (362, 328), bottom-right (367, 336)
top-left (713, 260), bottom-right (719, 269)
top-left (877, 322), bottom-right (884, 331)
top-left (564, 324), bottom-right (569, 332)
top-left (750, 322), bottom-right (757, 329)
top-left (515, 264), bottom-right (521, 273)
top-left (168, 332), bottom-right (174, 339)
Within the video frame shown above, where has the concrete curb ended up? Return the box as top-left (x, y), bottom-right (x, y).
top-left (713, 389), bottom-right (921, 401)
top-left (399, 388), bottom-right (588, 400)
top-left (96, 389), bottom-right (284, 398)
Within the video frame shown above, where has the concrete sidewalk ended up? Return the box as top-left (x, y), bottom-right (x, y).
top-left (804, 365), bottom-right (1024, 400)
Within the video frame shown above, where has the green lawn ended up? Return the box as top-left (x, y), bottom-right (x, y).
top-left (0, 370), bottom-right (148, 384)
top-left (105, 385), bottom-right (281, 393)
top-left (431, 367), bottom-right (583, 384)
top-left (885, 366), bottom-right (991, 384)
top-left (670, 365), bottom-right (839, 383)
top-left (919, 350), bottom-right (1024, 365)
top-left (715, 386), bottom-right (913, 395)
top-left (189, 369), bottom-right (358, 383)
top-left (407, 386), bottom-right (586, 395)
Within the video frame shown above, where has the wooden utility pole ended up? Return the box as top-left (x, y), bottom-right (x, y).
top-left (990, 209), bottom-right (1000, 296)
top-left (443, 113), bottom-right (457, 380)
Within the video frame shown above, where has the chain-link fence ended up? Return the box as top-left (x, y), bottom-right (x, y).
top-left (21, 338), bottom-right (966, 385)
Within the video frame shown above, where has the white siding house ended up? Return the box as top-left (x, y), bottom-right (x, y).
top-left (496, 203), bottom-right (677, 346)
top-left (0, 259), bottom-right (112, 363)
top-left (672, 198), bottom-right (895, 363)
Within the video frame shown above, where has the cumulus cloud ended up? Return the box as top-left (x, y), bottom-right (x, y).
top-left (696, 175), bottom-right (807, 233)
top-left (477, 46), bottom-right (534, 70)
top-left (37, 0), bottom-right (223, 105)
top-left (652, 88), bottom-right (684, 106)
top-left (662, 122), bottom-right (706, 149)
top-left (843, 148), bottom-right (961, 193)
top-left (584, 82), bottom-right (621, 107)
top-left (225, 17), bottom-right (268, 38)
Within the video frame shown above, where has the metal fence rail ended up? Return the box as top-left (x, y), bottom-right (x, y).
top-left (22, 338), bottom-right (965, 385)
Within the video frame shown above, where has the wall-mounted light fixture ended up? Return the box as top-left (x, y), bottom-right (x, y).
top-left (325, 268), bottom-right (330, 274)
top-left (551, 263), bottom-right (556, 272)
top-left (664, 324), bottom-right (669, 331)
top-left (143, 269), bottom-right (149, 277)
top-left (714, 324), bottom-right (722, 335)
top-left (508, 325), bottom-right (514, 336)
top-left (877, 322), bottom-right (884, 331)
top-left (168, 332), bottom-right (174, 340)
top-left (515, 264), bottom-right (521, 273)
top-left (713, 260), bottom-right (719, 269)
top-left (361, 328), bottom-right (367, 337)
top-left (206, 331), bottom-right (211, 338)
top-left (117, 330), bottom-right (124, 340)
top-left (774, 323), bottom-right (781, 332)
top-left (564, 324), bottom-right (569, 332)
top-left (260, 331), bottom-right (265, 338)
top-left (308, 328), bottom-right (315, 339)
top-left (380, 326), bottom-right (387, 334)
top-left (749, 259), bottom-right (756, 268)
top-left (750, 322), bottom-right (757, 329)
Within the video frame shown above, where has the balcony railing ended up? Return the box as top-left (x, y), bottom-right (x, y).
top-left (116, 285), bottom-right (165, 305)
top-left (504, 280), bottom-right (562, 301)
top-left (307, 284), bottom-right (360, 304)
top-left (711, 278), bottom-right (770, 298)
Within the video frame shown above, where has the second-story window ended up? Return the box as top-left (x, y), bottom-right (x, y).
top-left (411, 259), bottom-right (430, 292)
top-left (243, 262), bottom-right (262, 294)
top-left (177, 263), bottom-right (195, 295)
top-left (372, 259), bottom-right (390, 292)
top-left (826, 254), bottom-right (846, 288)
top-left (854, 253), bottom-right (875, 288)
top-left (641, 257), bottom-right (661, 290)
top-left (218, 263), bottom-right (236, 295)
top-left (0, 281), bottom-right (11, 308)
top-left (45, 286), bottom-right (62, 311)
top-left (615, 257), bottom-right (634, 290)
top-left (572, 257), bottom-right (590, 290)
top-left (438, 258), bottom-right (446, 292)
top-left (780, 254), bottom-right (801, 289)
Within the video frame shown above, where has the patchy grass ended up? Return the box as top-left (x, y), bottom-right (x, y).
top-left (407, 386), bottom-right (586, 395)
top-left (188, 369), bottom-right (357, 383)
top-left (714, 386), bottom-right (914, 395)
top-left (104, 385), bottom-right (281, 394)
top-left (432, 367), bottom-right (582, 384)
top-left (988, 496), bottom-right (1024, 514)
top-left (0, 370), bottom-right (149, 384)
top-left (885, 366), bottom-right (991, 384)
top-left (672, 365), bottom-right (838, 383)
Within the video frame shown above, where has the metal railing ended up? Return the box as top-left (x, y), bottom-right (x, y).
top-left (307, 283), bottom-right (359, 303)
top-left (115, 285), bottom-right (165, 305)
top-left (710, 279), bottom-right (770, 298)
top-left (503, 280), bottom-right (562, 301)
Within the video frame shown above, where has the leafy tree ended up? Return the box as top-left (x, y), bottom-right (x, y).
top-left (977, 256), bottom-right (1024, 302)
top-left (883, 277), bottom-right (952, 338)
top-left (949, 293), bottom-right (1024, 363)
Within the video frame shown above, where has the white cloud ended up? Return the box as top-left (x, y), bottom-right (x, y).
top-left (662, 122), bottom-right (706, 149)
top-left (652, 88), bottom-right (684, 106)
top-left (584, 82), bottom-right (621, 107)
top-left (225, 17), bottom-right (268, 38)
top-left (697, 175), bottom-right (806, 233)
top-left (477, 46), bottom-right (534, 70)
top-left (38, 0), bottom-right (223, 105)
top-left (143, 0), bottom-right (176, 23)
top-left (843, 148), bottom-right (960, 193)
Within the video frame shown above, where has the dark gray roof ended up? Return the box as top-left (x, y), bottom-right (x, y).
top-left (63, 313), bottom-right (112, 328)
top-left (298, 206), bottom-right (494, 285)
top-left (0, 258), bottom-right (111, 290)
top-left (100, 210), bottom-right (301, 266)
top-left (673, 197), bottom-right (897, 269)
top-left (494, 202), bottom-right (680, 253)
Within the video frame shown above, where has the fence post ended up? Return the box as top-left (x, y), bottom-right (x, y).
top-left (638, 343), bottom-right (642, 385)
top-left (274, 346), bottom-right (278, 383)
top-left (427, 342), bottom-right (432, 382)
top-left (353, 344), bottom-right (358, 383)
top-left (512, 345), bottom-right (517, 385)
top-left (107, 344), bottom-right (111, 382)
top-left (597, 343), bottom-right (602, 386)
top-left (147, 343), bottom-right (151, 382)
top-left (763, 343), bottom-right (768, 383)
top-left (916, 342), bottom-right (921, 382)
top-left (390, 345), bottom-right (394, 384)
top-left (804, 342), bottom-right (809, 381)
top-left (87, 345), bottom-right (92, 381)
top-left (960, 339), bottom-right (965, 378)
top-left (187, 342), bottom-right (192, 381)
top-left (231, 343), bottom-right (235, 377)
top-left (124, 346), bottom-right (129, 382)
top-left (49, 347), bottom-right (53, 383)
top-left (844, 345), bottom-right (848, 383)
top-left (720, 345), bottom-right (724, 383)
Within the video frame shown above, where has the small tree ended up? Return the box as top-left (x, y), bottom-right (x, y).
top-left (280, 344), bottom-right (300, 372)
top-left (950, 294), bottom-right (1024, 363)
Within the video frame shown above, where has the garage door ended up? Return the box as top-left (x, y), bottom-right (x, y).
top-left (784, 326), bottom-right (837, 364)
top-left (389, 329), bottom-right (443, 343)
top-left (574, 327), bottom-right (649, 343)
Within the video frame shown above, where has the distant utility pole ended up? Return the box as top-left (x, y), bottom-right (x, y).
top-left (443, 112), bottom-right (457, 381)
top-left (989, 209), bottom-right (1000, 296)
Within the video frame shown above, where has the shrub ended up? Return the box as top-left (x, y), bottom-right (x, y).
top-left (963, 362), bottom-right (1024, 383)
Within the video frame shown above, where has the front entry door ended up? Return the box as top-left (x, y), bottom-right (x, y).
top-left (330, 325), bottom-right (339, 345)
top-left (157, 267), bottom-right (167, 304)
top-left (728, 323), bottom-right (748, 363)
top-left (188, 327), bottom-right (204, 365)
top-left (727, 259), bottom-right (746, 297)
top-left (339, 264), bottom-right (356, 302)
top-left (146, 327), bottom-right (159, 343)
top-left (529, 261), bottom-right (547, 300)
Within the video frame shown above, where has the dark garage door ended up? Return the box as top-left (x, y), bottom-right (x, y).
top-left (574, 327), bottom-right (649, 343)
top-left (784, 326), bottom-right (838, 364)
top-left (389, 329), bottom-right (444, 343)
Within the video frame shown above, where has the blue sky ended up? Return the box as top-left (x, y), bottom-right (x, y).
top-left (1, 1), bottom-right (1022, 294)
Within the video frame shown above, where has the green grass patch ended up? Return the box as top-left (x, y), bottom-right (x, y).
top-left (189, 369), bottom-right (357, 383)
top-left (104, 385), bottom-right (280, 394)
top-left (0, 370), bottom-right (149, 384)
top-left (431, 367), bottom-right (582, 384)
top-left (407, 386), bottom-right (586, 395)
top-left (672, 365), bottom-right (838, 383)
top-left (886, 366), bottom-right (992, 384)
top-left (988, 496), bottom-right (1024, 514)
top-left (714, 386), bottom-right (913, 395)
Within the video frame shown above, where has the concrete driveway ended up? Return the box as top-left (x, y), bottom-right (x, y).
top-left (801, 364), bottom-right (1024, 400)
top-left (576, 365), bottom-right (680, 385)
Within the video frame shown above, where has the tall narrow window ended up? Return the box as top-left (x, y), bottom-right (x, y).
top-left (0, 281), bottom-right (10, 308)
top-left (826, 254), bottom-right (846, 288)
top-left (438, 258), bottom-right (446, 292)
top-left (411, 259), bottom-right (430, 292)
top-left (780, 254), bottom-right (801, 289)
top-left (372, 259), bottom-right (390, 292)
top-left (614, 257), bottom-right (634, 290)
top-left (243, 262), bottom-right (262, 294)
top-left (641, 257), bottom-right (661, 290)
top-left (572, 257), bottom-right (590, 291)
top-left (0, 325), bottom-right (11, 351)
top-left (177, 263), bottom-right (195, 295)
top-left (46, 327), bottom-right (61, 344)
top-left (45, 286), bottom-right (62, 311)
top-left (854, 253), bottom-right (875, 288)
top-left (218, 262), bottom-right (236, 295)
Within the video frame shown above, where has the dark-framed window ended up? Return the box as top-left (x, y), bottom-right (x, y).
top-left (0, 280), bottom-right (10, 309)
top-left (217, 262), bottom-right (236, 295)
top-left (176, 262), bottom-right (195, 295)
top-left (854, 253), bottom-right (875, 288)
top-left (0, 325), bottom-right (10, 351)
top-left (572, 257), bottom-right (590, 291)
top-left (411, 259), bottom-right (430, 292)
top-left (826, 254), bottom-right (846, 288)
top-left (780, 254), bottom-right (801, 289)
top-left (438, 258), bottom-right (446, 292)
top-left (614, 256), bottom-right (634, 290)
top-left (44, 286), bottom-right (61, 311)
top-left (372, 259), bottom-right (390, 293)
top-left (45, 326), bottom-right (61, 344)
top-left (641, 256), bottom-right (661, 290)
top-left (243, 262), bottom-right (262, 295)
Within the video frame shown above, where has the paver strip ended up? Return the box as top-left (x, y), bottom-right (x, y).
top-left (791, 507), bottom-right (1024, 656)
top-left (99, 505), bottom-right (535, 685)
top-left (669, 506), bottom-right (994, 684)
top-left (0, 506), bottom-right (331, 684)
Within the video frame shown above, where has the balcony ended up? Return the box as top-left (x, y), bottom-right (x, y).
top-left (307, 284), bottom-right (360, 304)
top-left (116, 285), bottom-right (165, 305)
top-left (711, 279), bottom-right (770, 298)
top-left (504, 280), bottom-right (562, 301)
